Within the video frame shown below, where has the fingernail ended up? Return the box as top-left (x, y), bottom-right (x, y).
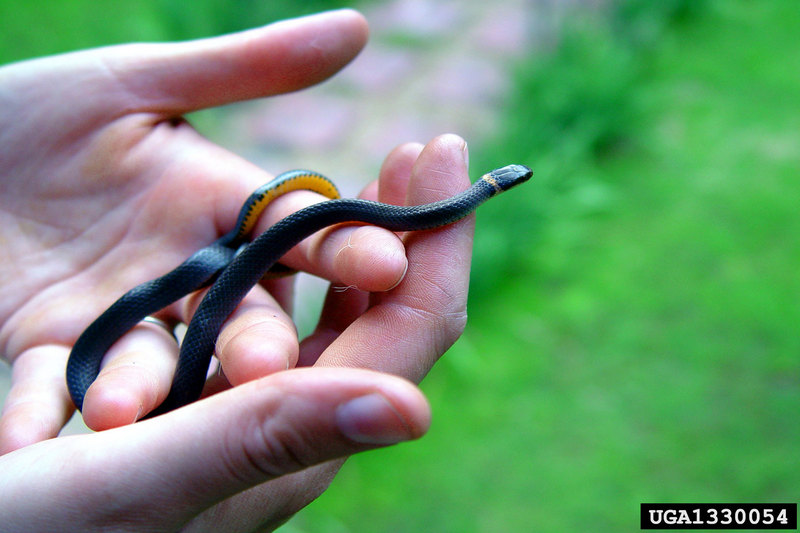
top-left (461, 141), bottom-right (469, 169)
top-left (336, 393), bottom-right (412, 445)
top-left (132, 403), bottom-right (143, 424)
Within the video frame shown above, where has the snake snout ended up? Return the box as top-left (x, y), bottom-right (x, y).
top-left (489, 164), bottom-right (533, 190)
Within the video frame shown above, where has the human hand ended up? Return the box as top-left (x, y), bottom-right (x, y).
top-left (0, 367), bottom-right (431, 532)
top-left (0, 129), bottom-right (478, 533)
top-left (0, 9), bottom-right (478, 527)
top-left (0, 9), bottom-right (414, 439)
top-left (0, 133), bottom-right (474, 531)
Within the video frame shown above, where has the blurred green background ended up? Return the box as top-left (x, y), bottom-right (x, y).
top-left (2, 0), bottom-right (798, 531)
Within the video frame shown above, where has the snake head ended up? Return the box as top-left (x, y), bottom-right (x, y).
top-left (487, 164), bottom-right (533, 191)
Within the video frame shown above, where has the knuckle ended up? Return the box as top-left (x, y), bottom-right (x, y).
top-left (246, 427), bottom-right (312, 478)
top-left (221, 404), bottom-right (321, 484)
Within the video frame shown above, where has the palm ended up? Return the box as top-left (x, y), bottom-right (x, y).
top-left (1, 109), bottom-right (232, 334)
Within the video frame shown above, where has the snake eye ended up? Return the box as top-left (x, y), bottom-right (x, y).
top-left (489, 164), bottom-right (533, 190)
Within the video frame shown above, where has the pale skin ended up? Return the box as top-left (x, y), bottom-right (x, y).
top-left (0, 9), bottom-right (476, 532)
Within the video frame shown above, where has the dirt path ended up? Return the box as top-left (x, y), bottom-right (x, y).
top-left (218, 0), bottom-right (535, 194)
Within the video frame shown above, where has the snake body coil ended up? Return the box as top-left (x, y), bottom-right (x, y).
top-left (66, 164), bottom-right (532, 418)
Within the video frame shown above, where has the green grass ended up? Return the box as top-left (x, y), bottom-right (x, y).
top-left (289, 1), bottom-right (800, 531)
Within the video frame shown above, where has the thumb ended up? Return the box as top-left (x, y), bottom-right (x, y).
top-left (103, 9), bottom-right (369, 114)
top-left (0, 368), bottom-right (430, 532)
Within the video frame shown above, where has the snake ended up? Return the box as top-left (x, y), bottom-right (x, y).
top-left (66, 164), bottom-right (532, 418)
